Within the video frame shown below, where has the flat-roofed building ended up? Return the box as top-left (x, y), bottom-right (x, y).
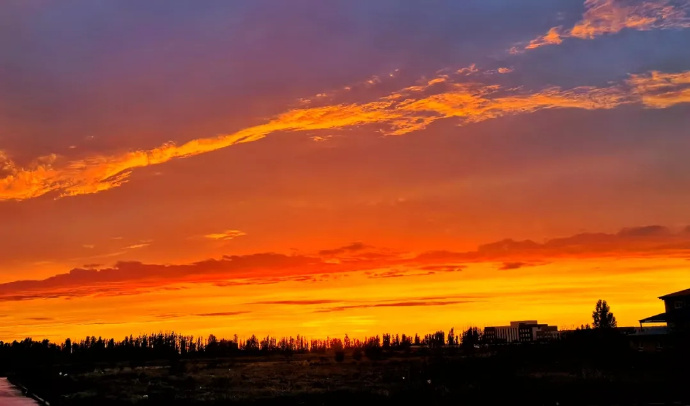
top-left (484, 320), bottom-right (558, 344)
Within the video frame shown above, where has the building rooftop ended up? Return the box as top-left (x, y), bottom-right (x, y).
top-left (639, 312), bottom-right (666, 324)
top-left (659, 288), bottom-right (690, 299)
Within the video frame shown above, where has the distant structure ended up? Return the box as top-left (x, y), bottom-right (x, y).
top-left (633, 288), bottom-right (690, 351)
top-left (639, 288), bottom-right (690, 335)
top-left (483, 320), bottom-right (558, 344)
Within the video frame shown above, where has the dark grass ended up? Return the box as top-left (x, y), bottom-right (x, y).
top-left (7, 342), bottom-right (690, 406)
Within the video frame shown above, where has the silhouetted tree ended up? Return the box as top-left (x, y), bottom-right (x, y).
top-left (260, 335), bottom-right (271, 352)
top-left (382, 333), bottom-right (391, 349)
top-left (400, 334), bottom-right (412, 351)
top-left (592, 299), bottom-right (617, 329)
top-left (244, 335), bottom-right (259, 351)
top-left (330, 338), bottom-right (345, 362)
top-left (461, 327), bottom-right (482, 350)
top-left (330, 338), bottom-right (343, 351)
top-left (424, 330), bottom-right (445, 348)
top-left (364, 335), bottom-right (383, 359)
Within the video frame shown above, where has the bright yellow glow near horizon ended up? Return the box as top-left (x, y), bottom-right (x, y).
top-left (1, 256), bottom-right (687, 343)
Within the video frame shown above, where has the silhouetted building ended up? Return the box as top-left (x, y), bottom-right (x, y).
top-left (629, 326), bottom-right (668, 352)
top-left (639, 288), bottom-right (690, 335)
top-left (634, 288), bottom-right (690, 351)
top-left (484, 320), bottom-right (558, 344)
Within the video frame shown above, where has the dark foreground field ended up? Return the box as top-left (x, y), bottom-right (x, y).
top-left (7, 344), bottom-right (690, 406)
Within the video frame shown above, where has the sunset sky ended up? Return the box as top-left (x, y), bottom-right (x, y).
top-left (2, 0), bottom-right (690, 342)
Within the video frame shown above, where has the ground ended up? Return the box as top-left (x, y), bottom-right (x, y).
top-left (8, 346), bottom-right (690, 405)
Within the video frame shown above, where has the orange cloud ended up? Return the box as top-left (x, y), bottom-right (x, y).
top-left (194, 311), bottom-right (249, 317)
top-left (204, 229), bottom-right (247, 241)
top-left (250, 299), bottom-right (340, 305)
top-left (526, 0), bottom-right (690, 50)
top-left (423, 225), bottom-right (690, 262)
top-left (498, 262), bottom-right (533, 270)
top-left (0, 253), bottom-right (333, 302)
top-left (526, 26), bottom-right (564, 49)
top-left (315, 299), bottom-right (477, 313)
top-left (318, 242), bottom-right (371, 257)
top-left (2, 225), bottom-right (690, 303)
top-left (627, 70), bottom-right (690, 108)
top-left (2, 67), bottom-right (689, 202)
top-left (570, 0), bottom-right (690, 39)
top-left (124, 243), bottom-right (150, 250)
top-left (310, 135), bottom-right (332, 142)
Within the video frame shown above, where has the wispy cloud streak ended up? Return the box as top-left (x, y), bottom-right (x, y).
top-left (2, 66), bottom-right (689, 202)
top-left (525, 0), bottom-right (690, 50)
top-left (204, 230), bottom-right (247, 241)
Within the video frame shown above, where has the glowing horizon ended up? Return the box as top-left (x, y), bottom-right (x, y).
top-left (1, 0), bottom-right (689, 343)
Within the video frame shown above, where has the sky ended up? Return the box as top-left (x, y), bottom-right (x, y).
top-left (1, 0), bottom-right (690, 342)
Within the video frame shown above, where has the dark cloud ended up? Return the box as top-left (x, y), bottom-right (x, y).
top-left (256, 294), bottom-right (484, 313)
top-left (316, 299), bottom-right (476, 313)
top-left (617, 225), bottom-right (671, 237)
top-left (414, 250), bottom-right (469, 262)
top-left (0, 243), bottom-right (398, 301)
top-left (249, 300), bottom-right (340, 306)
top-left (194, 311), bottom-right (249, 317)
top-left (77, 321), bottom-right (129, 326)
top-left (154, 313), bottom-right (181, 320)
top-left (367, 270), bottom-right (406, 279)
top-left (3, 225), bottom-right (690, 303)
top-left (0, 253), bottom-right (330, 302)
top-left (412, 293), bottom-right (484, 301)
top-left (498, 262), bottom-right (527, 270)
top-left (419, 265), bottom-right (465, 272)
top-left (318, 242), bottom-right (370, 256)
top-left (415, 225), bottom-right (690, 262)
top-left (476, 239), bottom-right (542, 255)
top-left (365, 266), bottom-right (465, 278)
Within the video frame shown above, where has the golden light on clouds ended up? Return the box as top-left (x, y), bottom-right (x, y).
top-left (2, 0), bottom-right (690, 348)
top-left (204, 230), bottom-right (247, 241)
top-left (628, 70), bottom-right (690, 108)
top-left (2, 67), bottom-right (690, 203)
top-left (526, 27), bottom-right (564, 50)
top-left (570, 0), bottom-right (690, 39)
top-left (124, 243), bottom-right (150, 250)
top-left (526, 0), bottom-right (690, 50)
top-left (2, 255), bottom-right (689, 341)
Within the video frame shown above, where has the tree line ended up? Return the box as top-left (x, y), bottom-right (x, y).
top-left (0, 326), bottom-right (481, 357)
top-left (0, 326), bottom-right (491, 371)
top-left (0, 299), bottom-right (624, 372)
